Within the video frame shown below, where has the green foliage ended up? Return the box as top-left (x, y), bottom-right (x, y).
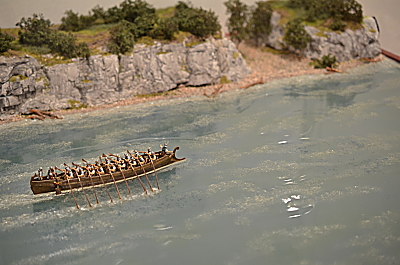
top-left (48, 31), bottom-right (90, 59)
top-left (151, 17), bottom-right (179, 40)
top-left (248, 1), bottom-right (273, 46)
top-left (16, 14), bottom-right (52, 46)
top-left (132, 13), bottom-right (157, 38)
top-left (174, 1), bottom-right (221, 38)
top-left (288, 0), bottom-right (363, 26)
top-left (224, 0), bottom-right (249, 44)
top-left (0, 29), bottom-right (15, 53)
top-left (107, 20), bottom-right (135, 54)
top-left (283, 18), bottom-right (312, 52)
top-left (120, 0), bottom-right (156, 23)
top-left (59, 10), bottom-right (95, 32)
top-left (16, 14), bottom-right (90, 59)
top-left (312, 53), bottom-right (338, 68)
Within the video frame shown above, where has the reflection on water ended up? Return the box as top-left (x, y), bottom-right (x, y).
top-left (0, 60), bottom-right (400, 264)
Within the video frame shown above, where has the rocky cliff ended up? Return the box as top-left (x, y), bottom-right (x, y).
top-left (266, 11), bottom-right (381, 61)
top-left (0, 38), bottom-right (251, 117)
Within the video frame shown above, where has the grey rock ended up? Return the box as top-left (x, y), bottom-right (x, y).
top-left (265, 14), bottom-right (381, 62)
top-left (0, 38), bottom-right (251, 115)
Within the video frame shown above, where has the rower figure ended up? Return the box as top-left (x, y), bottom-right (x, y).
top-left (134, 150), bottom-right (144, 163)
top-left (148, 147), bottom-right (156, 160)
top-left (38, 167), bottom-right (43, 180)
top-left (162, 143), bottom-right (168, 153)
top-left (65, 166), bottom-right (74, 179)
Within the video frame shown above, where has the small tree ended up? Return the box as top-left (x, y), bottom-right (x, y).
top-left (174, 2), bottom-right (221, 38)
top-left (132, 13), bottom-right (156, 38)
top-left (120, 0), bottom-right (156, 23)
top-left (59, 10), bottom-right (95, 32)
top-left (151, 17), bottom-right (179, 40)
top-left (0, 29), bottom-right (15, 53)
top-left (283, 19), bottom-right (311, 53)
top-left (224, 0), bottom-right (249, 44)
top-left (248, 1), bottom-right (273, 46)
top-left (16, 13), bottom-right (52, 46)
top-left (107, 20), bottom-right (135, 55)
top-left (48, 31), bottom-right (90, 59)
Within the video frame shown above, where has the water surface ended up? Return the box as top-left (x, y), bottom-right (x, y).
top-left (1, 60), bottom-right (400, 265)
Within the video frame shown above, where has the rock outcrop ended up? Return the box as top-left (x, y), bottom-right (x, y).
top-left (266, 11), bottom-right (381, 62)
top-left (0, 38), bottom-right (251, 116)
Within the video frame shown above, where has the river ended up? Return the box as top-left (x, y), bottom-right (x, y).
top-left (1, 59), bottom-right (400, 264)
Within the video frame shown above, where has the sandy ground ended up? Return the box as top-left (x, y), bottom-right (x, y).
top-left (1, 44), bottom-right (377, 125)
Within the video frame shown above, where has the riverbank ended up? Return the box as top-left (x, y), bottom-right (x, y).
top-left (0, 43), bottom-right (379, 125)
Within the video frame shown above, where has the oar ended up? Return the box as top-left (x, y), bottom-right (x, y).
top-left (80, 161), bottom-right (100, 204)
top-left (146, 152), bottom-right (160, 190)
top-left (101, 155), bottom-right (122, 199)
top-left (68, 163), bottom-right (92, 208)
top-left (56, 166), bottom-right (79, 209)
top-left (94, 166), bottom-right (113, 203)
top-left (116, 164), bottom-right (132, 197)
top-left (127, 150), bottom-right (154, 192)
top-left (126, 157), bottom-right (148, 194)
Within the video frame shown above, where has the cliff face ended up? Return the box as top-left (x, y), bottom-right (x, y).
top-left (266, 11), bottom-right (381, 61)
top-left (0, 38), bottom-right (251, 116)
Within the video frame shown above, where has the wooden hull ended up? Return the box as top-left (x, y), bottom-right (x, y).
top-left (30, 147), bottom-right (185, 195)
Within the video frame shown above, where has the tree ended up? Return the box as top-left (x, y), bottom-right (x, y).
top-left (107, 20), bottom-right (135, 55)
top-left (59, 10), bottom-right (95, 32)
top-left (248, 1), bottom-right (273, 46)
top-left (224, 0), bottom-right (249, 44)
top-left (48, 31), bottom-right (90, 59)
top-left (174, 2), bottom-right (221, 38)
top-left (0, 29), bottom-right (15, 53)
top-left (150, 17), bottom-right (179, 40)
top-left (283, 19), bottom-right (311, 52)
top-left (120, 0), bottom-right (156, 23)
top-left (16, 13), bottom-right (52, 46)
top-left (132, 13), bottom-right (157, 38)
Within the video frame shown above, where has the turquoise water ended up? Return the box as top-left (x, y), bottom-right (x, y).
top-left (1, 59), bottom-right (400, 265)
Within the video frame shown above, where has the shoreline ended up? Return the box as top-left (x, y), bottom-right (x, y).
top-left (0, 44), bottom-right (379, 125)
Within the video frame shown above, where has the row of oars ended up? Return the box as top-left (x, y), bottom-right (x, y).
top-left (57, 151), bottom-right (160, 209)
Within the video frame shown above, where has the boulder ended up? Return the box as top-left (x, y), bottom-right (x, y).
top-left (265, 11), bottom-right (381, 62)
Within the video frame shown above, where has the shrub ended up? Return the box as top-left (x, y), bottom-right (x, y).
top-left (107, 20), bottom-right (135, 54)
top-left (47, 31), bottom-right (90, 59)
top-left (120, 0), bottom-right (156, 23)
top-left (151, 17), bottom-right (179, 40)
top-left (132, 13), bottom-right (156, 38)
top-left (283, 19), bottom-right (312, 52)
top-left (312, 53), bottom-right (338, 68)
top-left (0, 29), bottom-right (15, 53)
top-left (174, 1), bottom-right (221, 38)
top-left (248, 1), bottom-right (272, 46)
top-left (16, 13), bottom-right (52, 46)
top-left (59, 10), bottom-right (95, 32)
top-left (224, 0), bottom-right (249, 44)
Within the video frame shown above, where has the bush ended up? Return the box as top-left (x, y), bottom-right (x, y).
top-left (48, 31), bottom-right (90, 59)
top-left (120, 0), bottom-right (156, 23)
top-left (312, 54), bottom-right (338, 68)
top-left (0, 29), bottom-right (15, 53)
top-left (16, 13), bottom-right (52, 46)
top-left (132, 13), bottom-right (156, 38)
top-left (150, 17), bottom-right (179, 40)
top-left (288, 0), bottom-right (363, 25)
top-left (174, 1), bottom-right (221, 38)
top-left (59, 10), bottom-right (95, 32)
top-left (224, 0), bottom-right (249, 44)
top-left (107, 20), bottom-right (135, 54)
top-left (248, 1), bottom-right (272, 46)
top-left (283, 19), bottom-right (312, 52)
